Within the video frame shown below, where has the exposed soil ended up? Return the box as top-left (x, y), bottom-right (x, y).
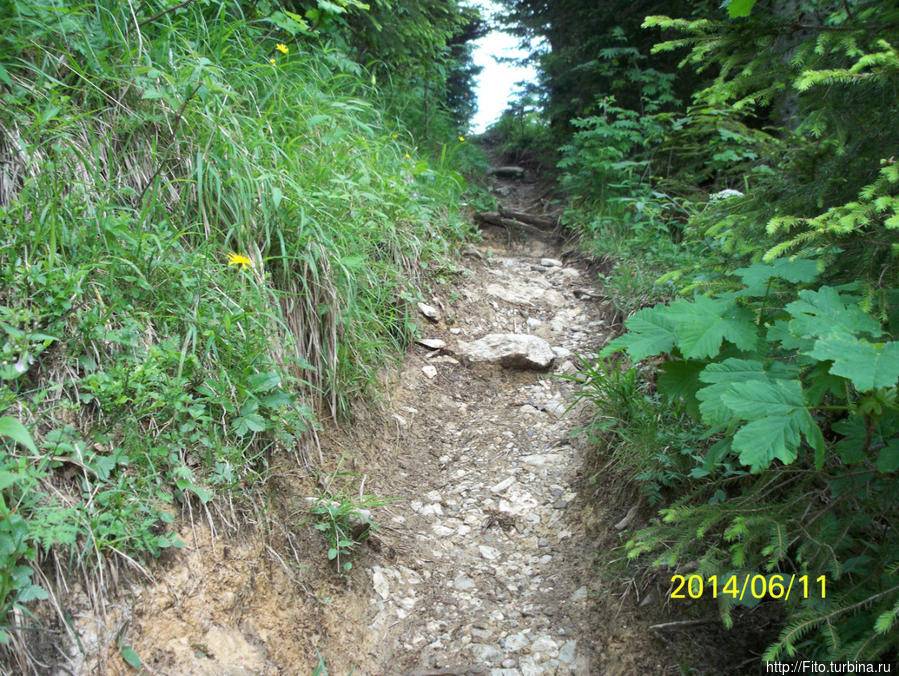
top-left (44, 168), bottom-right (766, 676)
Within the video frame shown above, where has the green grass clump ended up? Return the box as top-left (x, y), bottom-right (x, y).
top-left (0, 0), bottom-right (477, 657)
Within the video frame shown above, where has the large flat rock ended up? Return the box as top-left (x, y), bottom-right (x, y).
top-left (456, 333), bottom-right (555, 370)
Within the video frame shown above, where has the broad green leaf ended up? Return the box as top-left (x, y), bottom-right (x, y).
top-left (671, 296), bottom-right (757, 359)
top-left (807, 334), bottom-right (899, 391)
top-left (733, 415), bottom-right (800, 470)
top-left (877, 439), bottom-right (899, 473)
top-left (697, 359), bottom-right (769, 426)
top-left (722, 0), bottom-right (757, 18)
top-left (120, 646), bottom-right (142, 670)
top-left (721, 378), bottom-right (805, 420)
top-left (657, 360), bottom-right (706, 417)
top-left (0, 417), bottom-right (37, 453)
top-left (16, 583), bottom-right (49, 602)
top-left (734, 258), bottom-right (820, 295)
top-left (719, 379), bottom-right (823, 471)
top-left (247, 371), bottom-right (281, 392)
top-left (600, 305), bottom-right (678, 360)
top-left (787, 287), bottom-right (882, 340)
top-left (0, 471), bottom-right (24, 491)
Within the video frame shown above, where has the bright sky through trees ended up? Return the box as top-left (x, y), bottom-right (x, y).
top-left (468, 0), bottom-right (538, 133)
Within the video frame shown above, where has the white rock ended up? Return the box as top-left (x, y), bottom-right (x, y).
top-left (371, 567), bottom-right (390, 600)
top-left (503, 632), bottom-right (529, 651)
top-left (470, 644), bottom-right (503, 664)
top-left (479, 545), bottom-right (501, 561)
top-left (492, 670), bottom-right (521, 676)
top-left (558, 640), bottom-right (577, 664)
top-left (456, 333), bottom-right (555, 370)
top-left (520, 453), bottom-right (565, 466)
top-left (490, 476), bottom-right (516, 494)
top-left (422, 365), bottom-right (437, 379)
top-left (551, 346), bottom-right (571, 359)
top-left (417, 302), bottom-right (442, 322)
top-left (570, 586), bottom-right (588, 602)
top-left (417, 337), bottom-right (447, 349)
top-left (453, 574), bottom-right (476, 591)
top-left (560, 268), bottom-right (580, 278)
top-left (540, 257), bottom-right (562, 267)
top-left (531, 636), bottom-right (558, 656)
top-left (486, 283), bottom-right (535, 306)
top-left (420, 503), bottom-right (443, 516)
top-left (425, 490), bottom-right (442, 502)
top-left (526, 317), bottom-right (542, 329)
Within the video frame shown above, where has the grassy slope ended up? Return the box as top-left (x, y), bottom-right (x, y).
top-left (0, 0), bottom-right (478, 656)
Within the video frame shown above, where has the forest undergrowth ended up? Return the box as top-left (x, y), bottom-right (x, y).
top-left (494, 0), bottom-right (899, 666)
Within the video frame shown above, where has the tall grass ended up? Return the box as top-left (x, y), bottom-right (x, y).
top-left (0, 1), bottom-right (476, 667)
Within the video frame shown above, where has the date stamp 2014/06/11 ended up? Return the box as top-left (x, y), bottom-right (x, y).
top-left (669, 574), bottom-right (827, 601)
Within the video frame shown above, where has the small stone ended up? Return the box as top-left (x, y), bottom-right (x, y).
top-left (418, 302), bottom-right (442, 322)
top-left (526, 317), bottom-right (542, 329)
top-left (540, 257), bottom-right (562, 267)
top-left (470, 644), bottom-right (503, 664)
top-left (503, 632), bottom-right (529, 651)
top-left (569, 586), bottom-right (588, 602)
top-left (453, 574), bottom-right (476, 591)
top-left (417, 337), bottom-right (447, 350)
top-left (490, 476), bottom-right (515, 494)
top-left (531, 636), bottom-right (559, 656)
top-left (558, 640), bottom-right (577, 665)
top-left (551, 345), bottom-right (571, 359)
top-left (479, 545), bottom-right (501, 561)
top-left (501, 658), bottom-right (518, 668)
top-left (422, 365), bottom-right (437, 379)
top-left (520, 453), bottom-right (565, 466)
top-left (371, 567), bottom-right (390, 600)
top-left (450, 327), bottom-right (462, 334)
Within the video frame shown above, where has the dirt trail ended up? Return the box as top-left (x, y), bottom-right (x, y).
top-left (320, 179), bottom-right (607, 675)
top-left (53, 171), bottom-right (690, 676)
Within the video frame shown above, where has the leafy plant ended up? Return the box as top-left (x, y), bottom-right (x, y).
top-left (310, 478), bottom-right (385, 573)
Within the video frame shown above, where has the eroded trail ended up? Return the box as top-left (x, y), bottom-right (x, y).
top-left (322, 177), bottom-right (611, 675)
top-left (62, 174), bottom-right (664, 676)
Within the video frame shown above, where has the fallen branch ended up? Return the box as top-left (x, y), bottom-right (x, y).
top-left (474, 211), bottom-right (545, 237)
top-left (498, 207), bottom-right (558, 229)
top-left (649, 619), bottom-right (717, 631)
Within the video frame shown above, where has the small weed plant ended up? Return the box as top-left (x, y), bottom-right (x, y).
top-left (310, 470), bottom-right (386, 573)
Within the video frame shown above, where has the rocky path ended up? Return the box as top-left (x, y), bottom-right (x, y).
top-left (337, 176), bottom-right (612, 674)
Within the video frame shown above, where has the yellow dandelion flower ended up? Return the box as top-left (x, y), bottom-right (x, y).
top-left (269, 58), bottom-right (276, 65)
top-left (405, 153), bottom-right (411, 159)
top-left (458, 136), bottom-right (465, 142)
top-left (227, 252), bottom-right (253, 270)
top-left (392, 133), bottom-right (398, 139)
top-left (276, 43), bottom-right (288, 55)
